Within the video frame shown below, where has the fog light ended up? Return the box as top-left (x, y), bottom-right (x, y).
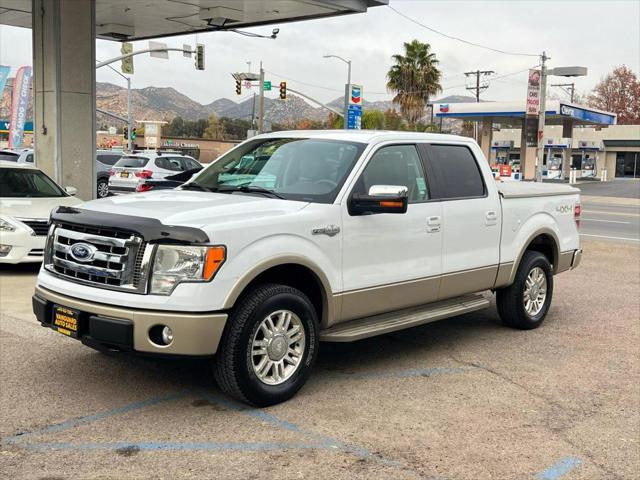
top-left (0, 244), bottom-right (12, 257)
top-left (161, 326), bottom-right (174, 345)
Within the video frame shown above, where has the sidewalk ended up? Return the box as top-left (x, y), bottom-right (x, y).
top-left (581, 195), bottom-right (640, 207)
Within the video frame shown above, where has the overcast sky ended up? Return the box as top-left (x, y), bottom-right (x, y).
top-left (1, 0), bottom-right (639, 107)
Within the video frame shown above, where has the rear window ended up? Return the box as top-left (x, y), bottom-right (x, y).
top-left (97, 154), bottom-right (122, 166)
top-left (427, 145), bottom-right (485, 199)
top-left (114, 156), bottom-right (149, 168)
top-left (0, 152), bottom-right (19, 162)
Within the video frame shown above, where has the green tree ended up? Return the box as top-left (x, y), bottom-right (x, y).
top-left (362, 110), bottom-right (385, 130)
top-left (386, 40), bottom-right (442, 128)
top-left (203, 114), bottom-right (224, 139)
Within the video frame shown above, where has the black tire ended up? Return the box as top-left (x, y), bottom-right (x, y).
top-left (213, 283), bottom-right (319, 407)
top-left (96, 178), bottom-right (109, 198)
top-left (496, 251), bottom-right (554, 330)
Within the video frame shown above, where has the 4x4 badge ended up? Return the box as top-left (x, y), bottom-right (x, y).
top-left (312, 225), bottom-right (340, 237)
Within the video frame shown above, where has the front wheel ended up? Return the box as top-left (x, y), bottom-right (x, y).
top-left (496, 251), bottom-right (554, 330)
top-left (213, 283), bottom-right (319, 407)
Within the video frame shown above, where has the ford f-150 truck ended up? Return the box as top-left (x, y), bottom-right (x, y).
top-left (33, 131), bottom-right (582, 406)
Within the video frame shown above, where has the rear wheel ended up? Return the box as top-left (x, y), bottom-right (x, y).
top-left (96, 178), bottom-right (109, 198)
top-left (496, 251), bottom-right (553, 330)
top-left (213, 283), bottom-right (319, 407)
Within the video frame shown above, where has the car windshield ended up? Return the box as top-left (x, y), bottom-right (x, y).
top-left (114, 156), bottom-right (149, 169)
top-left (190, 138), bottom-right (365, 203)
top-left (0, 168), bottom-right (67, 198)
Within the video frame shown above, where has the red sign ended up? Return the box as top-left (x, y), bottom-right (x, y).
top-left (499, 164), bottom-right (512, 177)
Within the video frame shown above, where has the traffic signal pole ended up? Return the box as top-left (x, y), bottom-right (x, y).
top-left (258, 62), bottom-right (265, 134)
top-left (127, 76), bottom-right (132, 151)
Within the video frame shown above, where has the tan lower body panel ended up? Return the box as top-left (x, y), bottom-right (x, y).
top-left (35, 286), bottom-right (227, 356)
top-left (439, 265), bottom-right (498, 301)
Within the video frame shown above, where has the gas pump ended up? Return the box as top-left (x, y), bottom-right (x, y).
top-left (491, 140), bottom-right (517, 179)
top-left (577, 141), bottom-right (601, 178)
top-left (542, 138), bottom-right (570, 180)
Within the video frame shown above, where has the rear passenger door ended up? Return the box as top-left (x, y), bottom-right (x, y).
top-left (420, 143), bottom-right (501, 299)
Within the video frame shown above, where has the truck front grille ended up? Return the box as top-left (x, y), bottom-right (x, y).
top-left (44, 223), bottom-right (152, 293)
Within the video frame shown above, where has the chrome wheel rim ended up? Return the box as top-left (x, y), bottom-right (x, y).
top-left (97, 181), bottom-right (109, 198)
top-left (251, 310), bottom-right (305, 386)
top-left (523, 267), bottom-right (547, 316)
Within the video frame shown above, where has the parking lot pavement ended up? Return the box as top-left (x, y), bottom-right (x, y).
top-left (577, 179), bottom-right (640, 200)
top-left (580, 201), bottom-right (640, 243)
top-left (1, 239), bottom-right (639, 480)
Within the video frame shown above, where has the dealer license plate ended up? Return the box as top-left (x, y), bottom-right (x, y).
top-left (52, 305), bottom-right (80, 338)
top-left (120, 172), bottom-right (129, 178)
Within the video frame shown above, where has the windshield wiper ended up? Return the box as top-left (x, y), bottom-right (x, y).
top-left (218, 185), bottom-right (285, 199)
top-left (181, 183), bottom-right (214, 193)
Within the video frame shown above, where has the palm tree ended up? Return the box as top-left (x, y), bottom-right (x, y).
top-left (387, 40), bottom-right (442, 128)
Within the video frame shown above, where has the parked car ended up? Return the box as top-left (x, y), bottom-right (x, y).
top-left (0, 148), bottom-right (121, 198)
top-left (33, 131), bottom-right (581, 406)
top-left (135, 167), bottom-right (204, 192)
top-left (0, 162), bottom-right (82, 264)
top-left (108, 151), bottom-right (201, 194)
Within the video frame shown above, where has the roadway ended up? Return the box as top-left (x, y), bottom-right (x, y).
top-left (580, 201), bottom-right (640, 243)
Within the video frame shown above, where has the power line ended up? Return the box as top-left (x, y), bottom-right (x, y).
top-left (387, 5), bottom-right (539, 58)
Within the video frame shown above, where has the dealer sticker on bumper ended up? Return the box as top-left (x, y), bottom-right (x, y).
top-left (52, 305), bottom-right (79, 338)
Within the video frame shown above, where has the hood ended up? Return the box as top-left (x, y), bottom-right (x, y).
top-left (0, 195), bottom-right (83, 220)
top-left (79, 190), bottom-right (309, 228)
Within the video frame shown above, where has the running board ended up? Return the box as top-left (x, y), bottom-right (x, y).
top-left (320, 293), bottom-right (490, 342)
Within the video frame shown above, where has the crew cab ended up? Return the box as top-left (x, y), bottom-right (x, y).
top-left (33, 131), bottom-right (582, 406)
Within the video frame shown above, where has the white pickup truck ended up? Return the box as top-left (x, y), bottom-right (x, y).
top-left (33, 131), bottom-right (582, 406)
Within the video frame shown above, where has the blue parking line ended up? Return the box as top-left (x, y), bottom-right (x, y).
top-left (534, 457), bottom-right (583, 480)
top-left (23, 441), bottom-right (323, 452)
top-left (3, 391), bottom-right (189, 445)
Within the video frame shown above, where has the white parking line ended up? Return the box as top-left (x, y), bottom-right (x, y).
top-left (580, 233), bottom-right (640, 242)
top-left (582, 210), bottom-right (640, 217)
top-left (582, 218), bottom-right (630, 224)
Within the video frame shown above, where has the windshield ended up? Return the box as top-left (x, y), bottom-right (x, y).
top-left (114, 156), bottom-right (149, 169)
top-left (0, 168), bottom-right (67, 198)
top-left (190, 138), bottom-right (365, 203)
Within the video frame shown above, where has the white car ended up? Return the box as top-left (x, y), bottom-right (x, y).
top-left (0, 148), bottom-right (34, 164)
top-left (34, 130), bottom-right (581, 406)
top-left (0, 163), bottom-right (82, 263)
top-left (108, 151), bottom-right (201, 194)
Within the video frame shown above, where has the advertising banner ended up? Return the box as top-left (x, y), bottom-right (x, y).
top-left (526, 69), bottom-right (541, 116)
top-left (0, 65), bottom-right (10, 98)
top-left (8, 66), bottom-right (33, 149)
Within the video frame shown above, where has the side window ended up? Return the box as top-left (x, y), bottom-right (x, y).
top-left (97, 154), bottom-right (121, 166)
top-left (25, 154), bottom-right (34, 163)
top-left (427, 145), bottom-right (485, 199)
top-left (355, 145), bottom-right (428, 203)
top-left (155, 157), bottom-right (182, 171)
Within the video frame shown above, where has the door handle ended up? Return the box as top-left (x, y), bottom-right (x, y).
top-left (485, 210), bottom-right (498, 226)
top-left (427, 216), bottom-right (441, 233)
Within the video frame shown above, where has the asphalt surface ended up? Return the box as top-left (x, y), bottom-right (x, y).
top-left (576, 179), bottom-right (640, 199)
top-left (580, 200), bottom-right (640, 243)
top-left (1, 238), bottom-right (639, 479)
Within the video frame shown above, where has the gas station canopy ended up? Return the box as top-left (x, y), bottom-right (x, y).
top-left (434, 100), bottom-right (616, 126)
top-left (0, 0), bottom-right (388, 40)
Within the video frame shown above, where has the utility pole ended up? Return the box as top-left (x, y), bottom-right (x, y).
top-left (465, 69), bottom-right (494, 141)
top-left (551, 82), bottom-right (575, 102)
top-left (535, 51), bottom-right (550, 182)
top-left (126, 76), bottom-right (132, 150)
top-left (258, 61), bottom-right (265, 134)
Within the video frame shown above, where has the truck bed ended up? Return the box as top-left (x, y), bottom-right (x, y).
top-left (497, 182), bottom-right (579, 199)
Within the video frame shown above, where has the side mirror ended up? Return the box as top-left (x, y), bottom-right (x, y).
top-left (348, 185), bottom-right (409, 216)
top-left (65, 186), bottom-right (77, 196)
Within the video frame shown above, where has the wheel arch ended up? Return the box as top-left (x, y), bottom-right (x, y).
top-left (502, 228), bottom-right (561, 286)
top-left (222, 256), bottom-right (336, 328)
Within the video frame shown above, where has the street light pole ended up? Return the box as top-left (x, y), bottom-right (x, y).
top-left (324, 54), bottom-right (351, 130)
top-left (97, 60), bottom-right (132, 150)
top-left (258, 61), bottom-right (265, 134)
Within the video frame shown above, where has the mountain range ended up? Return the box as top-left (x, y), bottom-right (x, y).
top-left (1, 79), bottom-right (477, 127)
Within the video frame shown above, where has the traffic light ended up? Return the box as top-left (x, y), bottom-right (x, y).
top-left (235, 79), bottom-right (242, 95)
top-left (195, 44), bottom-right (205, 71)
top-left (279, 81), bottom-right (287, 100)
top-left (131, 128), bottom-right (137, 140)
top-left (121, 42), bottom-right (134, 74)
top-left (123, 126), bottom-right (129, 139)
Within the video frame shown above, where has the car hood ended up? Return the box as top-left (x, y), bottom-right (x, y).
top-left (0, 196), bottom-right (83, 220)
top-left (79, 190), bottom-right (309, 228)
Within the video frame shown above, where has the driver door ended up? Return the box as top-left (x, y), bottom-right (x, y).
top-left (340, 144), bottom-right (443, 322)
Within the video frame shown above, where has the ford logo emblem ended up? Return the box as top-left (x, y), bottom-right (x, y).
top-left (69, 242), bottom-right (97, 263)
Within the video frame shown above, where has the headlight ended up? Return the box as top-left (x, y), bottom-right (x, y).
top-left (0, 217), bottom-right (16, 232)
top-left (150, 245), bottom-right (225, 295)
